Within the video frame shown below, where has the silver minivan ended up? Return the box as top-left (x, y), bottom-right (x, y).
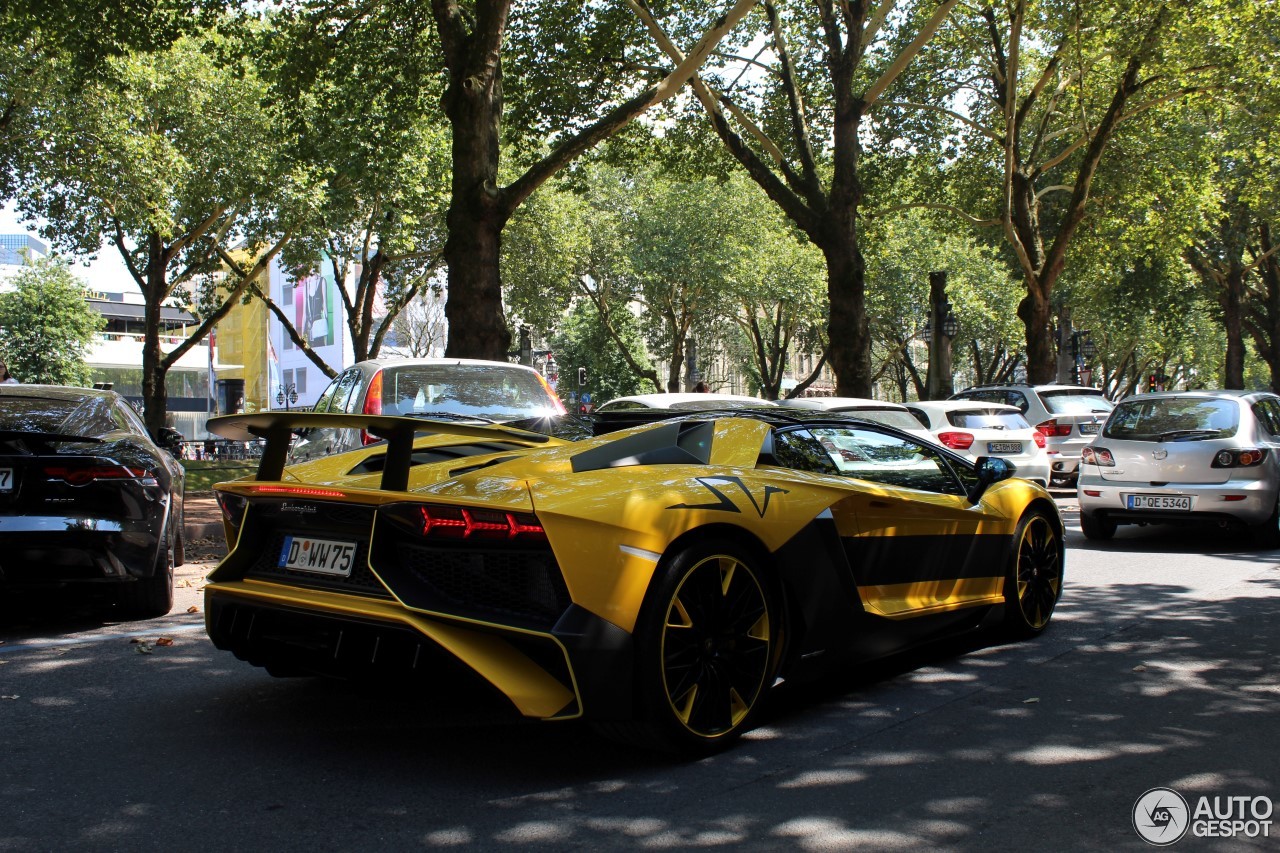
top-left (1076, 390), bottom-right (1280, 544)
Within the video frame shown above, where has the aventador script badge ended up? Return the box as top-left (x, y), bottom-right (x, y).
top-left (669, 477), bottom-right (789, 517)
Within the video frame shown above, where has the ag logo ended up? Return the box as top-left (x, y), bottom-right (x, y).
top-left (1133, 787), bottom-right (1190, 845)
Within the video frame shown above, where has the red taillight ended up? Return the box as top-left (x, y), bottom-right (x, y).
top-left (1082, 446), bottom-right (1115, 467)
top-left (248, 485), bottom-right (348, 497)
top-left (1036, 419), bottom-right (1073, 437)
top-left (1032, 432), bottom-right (1046, 448)
top-left (1213, 448), bottom-right (1268, 468)
top-left (44, 465), bottom-right (154, 486)
top-left (360, 370), bottom-right (384, 445)
top-left (937, 431), bottom-right (974, 450)
top-left (363, 370), bottom-right (384, 415)
top-left (419, 505), bottom-right (546, 541)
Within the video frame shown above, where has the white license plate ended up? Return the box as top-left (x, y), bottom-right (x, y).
top-left (278, 536), bottom-right (357, 576)
top-left (1127, 494), bottom-right (1192, 511)
top-left (0, 468), bottom-right (12, 492)
top-left (987, 441), bottom-right (1022, 454)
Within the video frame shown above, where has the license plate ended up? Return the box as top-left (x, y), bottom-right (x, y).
top-left (987, 441), bottom-right (1022, 454)
top-left (1127, 494), bottom-right (1192, 511)
top-left (278, 536), bottom-right (357, 576)
top-left (1079, 423), bottom-right (1100, 435)
top-left (0, 468), bottom-right (12, 492)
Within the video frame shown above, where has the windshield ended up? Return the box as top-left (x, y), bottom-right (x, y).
top-left (380, 365), bottom-right (563, 421)
top-left (1040, 390), bottom-right (1113, 415)
top-left (1104, 397), bottom-right (1239, 441)
top-left (947, 409), bottom-right (1030, 430)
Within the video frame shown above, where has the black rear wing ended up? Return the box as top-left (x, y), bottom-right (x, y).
top-left (205, 412), bottom-right (551, 491)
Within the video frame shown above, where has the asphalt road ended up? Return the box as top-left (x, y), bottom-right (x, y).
top-left (2, 496), bottom-right (1277, 852)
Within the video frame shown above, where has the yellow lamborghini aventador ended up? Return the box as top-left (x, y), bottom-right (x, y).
top-left (204, 408), bottom-right (1064, 754)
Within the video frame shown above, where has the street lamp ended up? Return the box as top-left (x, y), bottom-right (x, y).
top-left (275, 382), bottom-right (298, 411)
top-left (921, 305), bottom-right (959, 340)
top-left (924, 271), bottom-right (960, 399)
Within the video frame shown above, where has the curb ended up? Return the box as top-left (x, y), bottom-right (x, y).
top-left (185, 521), bottom-right (225, 542)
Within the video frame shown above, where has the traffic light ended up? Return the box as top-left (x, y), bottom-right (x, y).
top-left (578, 367), bottom-right (587, 386)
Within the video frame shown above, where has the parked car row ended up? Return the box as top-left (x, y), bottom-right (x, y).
top-left (598, 380), bottom-right (1280, 549)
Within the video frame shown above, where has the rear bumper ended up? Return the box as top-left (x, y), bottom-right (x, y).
top-left (1077, 474), bottom-right (1275, 525)
top-left (205, 582), bottom-right (635, 722)
top-left (0, 516), bottom-right (161, 586)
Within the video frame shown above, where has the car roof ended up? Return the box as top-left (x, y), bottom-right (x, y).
top-left (778, 396), bottom-right (909, 411)
top-left (599, 393), bottom-right (774, 409)
top-left (353, 356), bottom-right (542, 373)
top-left (0, 384), bottom-right (118, 403)
top-left (910, 399), bottom-right (1021, 413)
top-left (952, 383), bottom-right (1104, 395)
top-left (1116, 389), bottom-right (1274, 403)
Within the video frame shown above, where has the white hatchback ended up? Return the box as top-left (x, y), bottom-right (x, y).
top-left (906, 400), bottom-right (1051, 486)
top-left (1076, 390), bottom-right (1280, 543)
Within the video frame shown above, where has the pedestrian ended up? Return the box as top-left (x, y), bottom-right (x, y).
top-left (693, 381), bottom-right (711, 393)
top-left (0, 358), bottom-right (18, 384)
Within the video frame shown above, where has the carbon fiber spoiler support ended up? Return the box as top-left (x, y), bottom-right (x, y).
top-left (205, 412), bottom-right (550, 491)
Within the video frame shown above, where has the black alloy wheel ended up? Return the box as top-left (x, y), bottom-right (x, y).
top-left (1004, 511), bottom-right (1063, 638)
top-left (605, 538), bottom-right (779, 754)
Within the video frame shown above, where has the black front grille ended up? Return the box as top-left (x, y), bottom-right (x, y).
top-left (243, 533), bottom-right (391, 599)
top-left (390, 542), bottom-right (571, 628)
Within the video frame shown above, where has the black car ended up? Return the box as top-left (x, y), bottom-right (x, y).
top-left (0, 385), bottom-right (185, 617)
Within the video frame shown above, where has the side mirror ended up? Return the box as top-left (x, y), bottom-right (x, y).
top-left (968, 456), bottom-right (1014, 503)
top-left (156, 426), bottom-right (184, 454)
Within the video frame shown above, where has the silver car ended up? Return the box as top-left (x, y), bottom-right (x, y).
top-left (1076, 390), bottom-right (1280, 544)
top-left (288, 358), bottom-right (569, 462)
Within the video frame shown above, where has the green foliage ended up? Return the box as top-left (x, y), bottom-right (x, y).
top-left (551, 300), bottom-right (654, 405)
top-left (863, 209), bottom-right (1022, 395)
top-left (0, 256), bottom-right (105, 385)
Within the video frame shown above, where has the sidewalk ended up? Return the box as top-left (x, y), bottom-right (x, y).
top-left (183, 493), bottom-right (223, 542)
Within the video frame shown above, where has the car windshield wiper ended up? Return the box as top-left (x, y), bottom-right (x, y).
top-left (1157, 428), bottom-right (1221, 441)
top-left (403, 411), bottom-right (499, 424)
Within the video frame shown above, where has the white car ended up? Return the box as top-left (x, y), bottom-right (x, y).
top-left (949, 384), bottom-right (1113, 485)
top-left (777, 396), bottom-right (937, 444)
top-left (595, 392), bottom-right (775, 412)
top-left (905, 400), bottom-right (1051, 486)
top-left (1077, 389), bottom-right (1280, 543)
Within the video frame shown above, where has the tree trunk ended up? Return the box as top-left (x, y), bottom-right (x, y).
top-left (437, 4), bottom-right (513, 362)
top-left (821, 237), bottom-right (871, 397)
top-left (1257, 223), bottom-right (1280, 393)
top-left (1223, 264), bottom-right (1246, 389)
top-left (1017, 277), bottom-right (1057, 384)
top-left (140, 235), bottom-right (169, 436)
